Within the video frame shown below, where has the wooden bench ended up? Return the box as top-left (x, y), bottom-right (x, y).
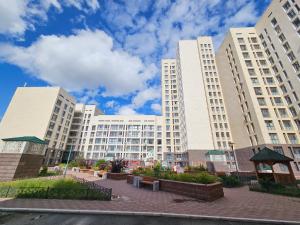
top-left (139, 176), bottom-right (159, 191)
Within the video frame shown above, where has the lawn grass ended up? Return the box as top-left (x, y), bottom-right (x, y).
top-left (0, 178), bottom-right (110, 200)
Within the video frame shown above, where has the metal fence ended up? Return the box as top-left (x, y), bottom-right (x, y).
top-left (70, 175), bottom-right (112, 200)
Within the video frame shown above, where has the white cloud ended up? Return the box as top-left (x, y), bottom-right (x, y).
top-left (117, 105), bottom-right (138, 115)
top-left (151, 103), bottom-right (161, 114)
top-left (132, 86), bottom-right (161, 108)
top-left (0, 0), bottom-right (101, 36)
top-left (0, 0), bottom-right (29, 35)
top-left (0, 29), bottom-right (153, 96)
top-left (105, 100), bottom-right (119, 109)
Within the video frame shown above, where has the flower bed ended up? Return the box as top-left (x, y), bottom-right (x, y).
top-left (107, 172), bottom-right (128, 180)
top-left (158, 179), bottom-right (223, 201)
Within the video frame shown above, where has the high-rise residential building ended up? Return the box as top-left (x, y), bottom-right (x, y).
top-left (65, 104), bottom-right (102, 161)
top-left (216, 27), bottom-right (300, 175)
top-left (255, 0), bottom-right (300, 132)
top-left (78, 115), bottom-right (164, 162)
top-left (161, 59), bottom-right (184, 164)
top-left (0, 87), bottom-right (76, 165)
top-left (162, 37), bottom-right (234, 169)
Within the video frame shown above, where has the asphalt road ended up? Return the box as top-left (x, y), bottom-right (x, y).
top-left (1, 212), bottom-right (298, 225)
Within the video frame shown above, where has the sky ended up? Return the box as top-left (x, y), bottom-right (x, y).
top-left (0, 0), bottom-right (271, 118)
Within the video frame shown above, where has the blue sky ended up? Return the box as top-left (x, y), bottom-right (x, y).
top-left (0, 0), bottom-right (271, 118)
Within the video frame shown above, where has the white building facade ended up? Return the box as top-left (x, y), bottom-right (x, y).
top-left (256, 0), bottom-right (300, 132)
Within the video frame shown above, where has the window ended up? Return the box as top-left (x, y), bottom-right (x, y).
top-left (287, 9), bottom-right (296, 19)
top-left (288, 134), bottom-right (298, 144)
top-left (242, 52), bottom-right (250, 58)
top-left (245, 60), bottom-right (253, 67)
top-left (292, 61), bottom-right (300, 72)
top-left (292, 17), bottom-right (300, 28)
top-left (266, 77), bottom-right (274, 84)
top-left (257, 98), bottom-right (266, 106)
top-left (275, 25), bottom-right (281, 34)
top-left (251, 78), bottom-right (259, 84)
top-left (248, 68), bottom-right (256, 76)
top-left (278, 108), bottom-right (288, 117)
top-left (278, 33), bottom-right (286, 42)
top-left (283, 42), bottom-right (291, 52)
top-left (287, 51), bottom-right (296, 61)
top-left (265, 120), bottom-right (275, 130)
top-left (270, 87), bottom-right (278, 95)
top-left (237, 38), bottom-right (244, 43)
top-left (261, 108), bottom-right (270, 117)
top-left (271, 17), bottom-right (277, 26)
top-left (254, 87), bottom-right (263, 95)
top-left (283, 1), bottom-right (291, 11)
top-left (283, 120), bottom-right (293, 130)
top-left (274, 97), bottom-right (283, 106)
top-left (269, 133), bottom-right (280, 144)
top-left (240, 45), bottom-right (247, 51)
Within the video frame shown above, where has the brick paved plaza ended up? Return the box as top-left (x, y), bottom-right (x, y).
top-left (0, 171), bottom-right (299, 222)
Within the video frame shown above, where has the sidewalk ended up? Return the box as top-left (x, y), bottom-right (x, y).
top-left (0, 171), bottom-right (299, 223)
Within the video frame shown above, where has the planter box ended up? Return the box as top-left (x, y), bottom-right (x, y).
top-left (159, 179), bottom-right (224, 201)
top-left (107, 172), bottom-right (128, 180)
top-left (127, 174), bottom-right (134, 184)
top-left (80, 169), bottom-right (89, 173)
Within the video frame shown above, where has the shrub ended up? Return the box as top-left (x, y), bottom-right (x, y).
top-left (220, 175), bottom-right (241, 188)
top-left (111, 159), bottom-right (126, 173)
top-left (39, 166), bottom-right (48, 176)
top-left (161, 171), bottom-right (217, 184)
top-left (153, 162), bottom-right (162, 177)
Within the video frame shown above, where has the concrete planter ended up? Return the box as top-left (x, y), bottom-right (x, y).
top-left (107, 172), bottom-right (128, 180)
top-left (158, 179), bottom-right (224, 201)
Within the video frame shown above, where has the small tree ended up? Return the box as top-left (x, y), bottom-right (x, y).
top-left (111, 159), bottom-right (126, 173)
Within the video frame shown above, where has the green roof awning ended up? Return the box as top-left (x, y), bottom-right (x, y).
top-left (206, 150), bottom-right (225, 155)
top-left (250, 147), bottom-right (293, 162)
top-left (2, 136), bottom-right (47, 145)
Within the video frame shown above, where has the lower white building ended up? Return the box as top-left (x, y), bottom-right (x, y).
top-left (78, 115), bottom-right (165, 162)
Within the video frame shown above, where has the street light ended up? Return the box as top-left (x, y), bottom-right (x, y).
top-left (228, 141), bottom-right (240, 181)
top-left (63, 147), bottom-right (73, 178)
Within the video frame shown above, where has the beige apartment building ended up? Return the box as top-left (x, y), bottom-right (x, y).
top-left (256, 0), bottom-right (300, 133)
top-left (216, 27), bottom-right (300, 175)
top-left (162, 37), bottom-right (234, 170)
top-left (0, 87), bottom-right (76, 165)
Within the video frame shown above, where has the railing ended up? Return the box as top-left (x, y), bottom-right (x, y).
top-left (70, 175), bottom-right (112, 200)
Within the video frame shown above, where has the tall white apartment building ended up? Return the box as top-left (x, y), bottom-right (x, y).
top-left (162, 37), bottom-right (233, 168)
top-left (78, 115), bottom-right (164, 161)
top-left (216, 27), bottom-right (300, 174)
top-left (256, 0), bottom-right (300, 132)
top-left (161, 59), bottom-right (184, 164)
top-left (65, 104), bottom-right (102, 160)
top-left (0, 87), bottom-right (76, 165)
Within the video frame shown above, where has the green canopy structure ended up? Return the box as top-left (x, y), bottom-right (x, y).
top-left (250, 147), bottom-right (296, 185)
top-left (2, 136), bottom-right (47, 145)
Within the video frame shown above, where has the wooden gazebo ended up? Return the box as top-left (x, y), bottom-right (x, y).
top-left (250, 147), bottom-right (296, 185)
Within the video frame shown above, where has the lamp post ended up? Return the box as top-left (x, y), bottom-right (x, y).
top-left (228, 141), bottom-right (240, 181)
top-left (63, 147), bottom-right (73, 178)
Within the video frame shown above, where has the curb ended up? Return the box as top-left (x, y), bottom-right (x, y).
top-left (0, 208), bottom-right (299, 224)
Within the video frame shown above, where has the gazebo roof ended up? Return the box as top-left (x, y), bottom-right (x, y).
top-left (206, 150), bottom-right (225, 155)
top-left (250, 147), bottom-right (293, 162)
top-left (2, 136), bottom-right (47, 145)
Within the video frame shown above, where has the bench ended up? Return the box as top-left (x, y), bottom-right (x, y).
top-left (139, 176), bottom-right (159, 191)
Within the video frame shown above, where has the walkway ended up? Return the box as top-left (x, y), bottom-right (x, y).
top-left (0, 171), bottom-right (299, 222)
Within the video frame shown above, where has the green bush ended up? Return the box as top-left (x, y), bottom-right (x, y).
top-left (0, 178), bottom-right (109, 200)
top-left (160, 171), bottom-right (217, 184)
top-left (39, 166), bottom-right (48, 176)
top-left (220, 175), bottom-right (241, 188)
